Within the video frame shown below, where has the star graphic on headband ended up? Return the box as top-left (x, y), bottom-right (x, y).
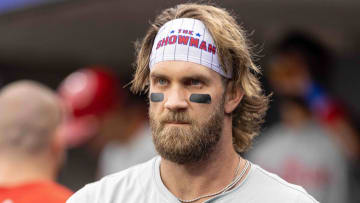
top-left (196, 33), bottom-right (201, 37)
top-left (170, 30), bottom-right (175, 34)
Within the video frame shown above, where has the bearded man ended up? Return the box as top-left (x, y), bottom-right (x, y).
top-left (67, 3), bottom-right (318, 203)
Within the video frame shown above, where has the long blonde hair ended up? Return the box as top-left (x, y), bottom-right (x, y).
top-left (131, 3), bottom-right (269, 153)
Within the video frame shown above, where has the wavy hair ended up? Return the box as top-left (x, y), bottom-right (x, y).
top-left (130, 3), bottom-right (269, 152)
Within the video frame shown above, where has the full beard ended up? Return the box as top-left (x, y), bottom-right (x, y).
top-left (149, 101), bottom-right (224, 165)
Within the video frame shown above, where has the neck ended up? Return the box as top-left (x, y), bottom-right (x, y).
top-left (159, 118), bottom-right (247, 202)
top-left (0, 155), bottom-right (57, 187)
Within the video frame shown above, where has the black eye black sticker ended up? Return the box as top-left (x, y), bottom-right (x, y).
top-left (189, 94), bottom-right (211, 104)
top-left (150, 93), bottom-right (164, 102)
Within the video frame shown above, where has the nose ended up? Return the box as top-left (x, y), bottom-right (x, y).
top-left (164, 87), bottom-right (188, 111)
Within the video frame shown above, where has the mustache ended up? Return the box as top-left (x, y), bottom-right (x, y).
top-left (159, 112), bottom-right (193, 124)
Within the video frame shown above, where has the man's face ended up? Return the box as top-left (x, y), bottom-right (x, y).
top-left (268, 53), bottom-right (311, 97)
top-left (149, 61), bottom-right (226, 164)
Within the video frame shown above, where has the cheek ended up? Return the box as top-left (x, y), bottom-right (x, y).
top-left (149, 104), bottom-right (157, 121)
top-left (191, 100), bottom-right (219, 117)
top-left (149, 98), bottom-right (163, 115)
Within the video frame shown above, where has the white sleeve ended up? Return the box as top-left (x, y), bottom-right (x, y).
top-left (295, 192), bottom-right (320, 203)
top-left (66, 183), bottom-right (97, 203)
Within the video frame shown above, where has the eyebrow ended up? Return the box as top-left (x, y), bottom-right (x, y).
top-left (181, 74), bottom-right (210, 84)
top-left (150, 73), bottom-right (170, 81)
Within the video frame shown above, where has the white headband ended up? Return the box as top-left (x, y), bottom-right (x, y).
top-left (149, 18), bottom-right (232, 78)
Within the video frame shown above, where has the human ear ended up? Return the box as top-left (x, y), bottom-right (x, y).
top-left (224, 81), bottom-right (244, 114)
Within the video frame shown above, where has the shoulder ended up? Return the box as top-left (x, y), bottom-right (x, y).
top-left (0, 181), bottom-right (73, 203)
top-left (67, 156), bottom-right (158, 203)
top-left (40, 181), bottom-right (73, 200)
top-left (244, 164), bottom-right (319, 203)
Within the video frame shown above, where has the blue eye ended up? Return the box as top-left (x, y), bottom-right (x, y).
top-left (190, 79), bottom-right (201, 86)
top-left (158, 78), bottom-right (168, 85)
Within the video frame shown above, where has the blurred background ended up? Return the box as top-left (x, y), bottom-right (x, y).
top-left (0, 0), bottom-right (359, 202)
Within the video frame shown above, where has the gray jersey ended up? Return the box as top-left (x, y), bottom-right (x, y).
top-left (248, 121), bottom-right (348, 203)
top-left (67, 156), bottom-right (318, 203)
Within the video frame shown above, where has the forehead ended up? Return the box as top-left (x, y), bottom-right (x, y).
top-left (150, 61), bottom-right (222, 80)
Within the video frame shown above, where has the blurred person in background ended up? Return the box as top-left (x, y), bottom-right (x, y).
top-left (267, 32), bottom-right (360, 160)
top-left (58, 67), bottom-right (156, 189)
top-left (248, 31), bottom-right (359, 203)
top-left (0, 80), bottom-right (72, 203)
top-left (57, 67), bottom-right (120, 191)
